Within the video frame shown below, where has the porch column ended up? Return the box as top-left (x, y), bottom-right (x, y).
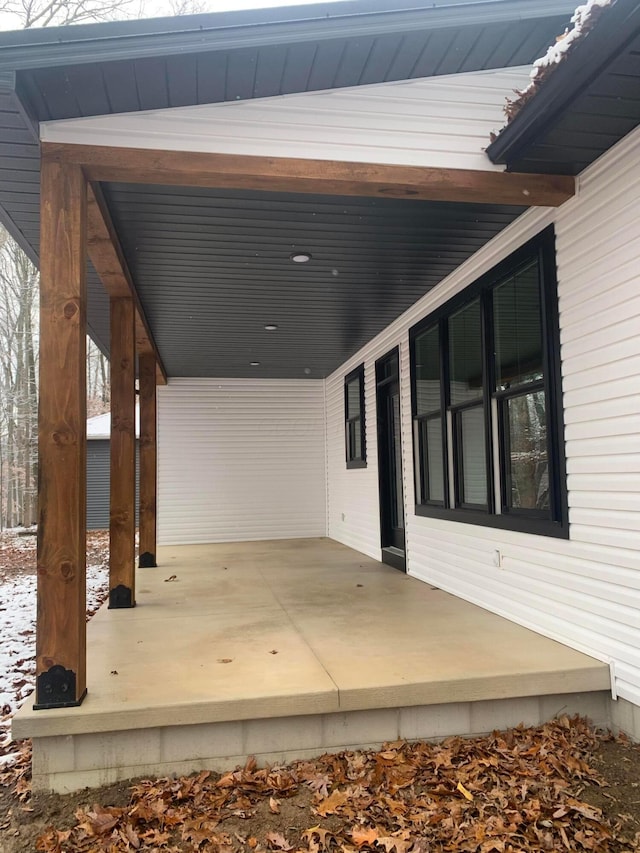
top-left (109, 296), bottom-right (136, 608)
top-left (35, 158), bottom-right (87, 709)
top-left (138, 351), bottom-right (157, 568)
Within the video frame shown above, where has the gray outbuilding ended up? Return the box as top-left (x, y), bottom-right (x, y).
top-left (87, 411), bottom-right (139, 530)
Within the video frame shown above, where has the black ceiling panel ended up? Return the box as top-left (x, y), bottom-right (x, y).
top-left (105, 183), bottom-right (523, 379)
top-left (252, 45), bottom-right (289, 99)
top-left (102, 60), bottom-right (142, 114)
top-left (0, 1), bottom-right (580, 378)
top-left (166, 53), bottom-right (198, 108)
top-left (194, 52), bottom-right (228, 104)
top-left (13, 11), bottom-right (574, 122)
top-left (65, 63), bottom-right (113, 117)
top-left (132, 56), bottom-right (171, 112)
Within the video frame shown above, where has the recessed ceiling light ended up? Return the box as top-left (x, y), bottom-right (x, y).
top-left (264, 324), bottom-right (278, 331)
top-left (290, 251), bottom-right (312, 263)
top-left (250, 361), bottom-right (260, 366)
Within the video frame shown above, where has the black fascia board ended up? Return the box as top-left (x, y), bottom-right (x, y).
top-left (0, 202), bottom-right (39, 267)
top-left (0, 0), bottom-right (577, 72)
top-left (487, 0), bottom-right (640, 169)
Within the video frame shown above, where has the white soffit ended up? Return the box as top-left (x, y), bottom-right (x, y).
top-left (40, 67), bottom-right (530, 172)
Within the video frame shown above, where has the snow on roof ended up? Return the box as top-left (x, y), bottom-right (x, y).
top-left (87, 406), bottom-right (140, 439)
top-left (502, 0), bottom-right (616, 124)
top-left (87, 412), bottom-right (110, 439)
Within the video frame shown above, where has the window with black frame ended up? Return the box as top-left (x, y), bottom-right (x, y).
top-left (345, 365), bottom-right (366, 468)
top-left (410, 228), bottom-right (567, 537)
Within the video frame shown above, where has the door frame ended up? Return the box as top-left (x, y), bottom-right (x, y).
top-left (376, 347), bottom-right (406, 572)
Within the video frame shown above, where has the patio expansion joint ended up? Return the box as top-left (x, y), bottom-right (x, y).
top-left (257, 565), bottom-right (344, 709)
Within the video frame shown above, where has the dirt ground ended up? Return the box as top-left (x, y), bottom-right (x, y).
top-left (0, 528), bottom-right (109, 582)
top-left (1, 532), bottom-right (639, 852)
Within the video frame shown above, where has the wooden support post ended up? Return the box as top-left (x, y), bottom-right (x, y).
top-left (35, 158), bottom-right (87, 709)
top-left (138, 352), bottom-right (157, 568)
top-left (109, 297), bottom-right (136, 608)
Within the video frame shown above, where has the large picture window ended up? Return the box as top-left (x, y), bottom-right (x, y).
top-left (410, 227), bottom-right (567, 537)
top-left (345, 365), bottom-right (366, 468)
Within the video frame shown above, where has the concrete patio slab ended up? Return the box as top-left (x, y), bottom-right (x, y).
top-left (13, 538), bottom-right (612, 791)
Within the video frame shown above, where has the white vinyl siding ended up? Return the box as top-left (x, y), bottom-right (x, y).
top-left (326, 358), bottom-right (380, 559)
top-left (326, 126), bottom-right (640, 708)
top-left (40, 67), bottom-right (530, 172)
top-left (158, 378), bottom-right (327, 545)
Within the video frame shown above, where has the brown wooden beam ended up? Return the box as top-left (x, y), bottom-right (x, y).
top-left (138, 352), bottom-right (157, 569)
top-left (86, 182), bottom-right (167, 385)
top-left (109, 296), bottom-right (137, 609)
top-left (35, 157), bottom-right (87, 709)
top-left (43, 142), bottom-right (575, 208)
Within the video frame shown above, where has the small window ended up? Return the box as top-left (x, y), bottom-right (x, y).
top-left (345, 365), bottom-right (366, 468)
top-left (410, 227), bottom-right (567, 537)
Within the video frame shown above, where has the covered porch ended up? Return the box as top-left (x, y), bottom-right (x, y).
top-left (14, 538), bottom-right (610, 792)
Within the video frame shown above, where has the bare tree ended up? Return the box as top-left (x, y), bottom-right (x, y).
top-left (0, 0), bottom-right (211, 28)
top-left (87, 338), bottom-right (111, 417)
top-left (164, 0), bottom-right (208, 16)
top-left (0, 232), bottom-right (39, 527)
top-left (0, 0), bottom-right (168, 527)
top-left (2, 0), bottom-right (137, 28)
top-left (0, 0), bottom-right (212, 527)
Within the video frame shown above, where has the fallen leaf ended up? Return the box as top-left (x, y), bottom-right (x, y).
top-left (269, 797), bottom-right (281, 814)
top-left (217, 658), bottom-right (233, 664)
top-left (456, 781), bottom-right (474, 801)
top-left (351, 826), bottom-right (379, 847)
top-left (568, 799), bottom-right (603, 821)
top-left (315, 789), bottom-right (350, 816)
top-left (124, 822), bottom-right (140, 849)
top-left (164, 574), bottom-right (178, 582)
top-left (266, 831), bottom-right (293, 850)
top-left (376, 834), bottom-right (411, 853)
top-left (269, 650), bottom-right (279, 655)
top-left (377, 751), bottom-right (399, 761)
top-left (303, 826), bottom-right (335, 852)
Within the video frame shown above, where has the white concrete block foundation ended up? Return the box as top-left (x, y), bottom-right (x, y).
top-left (32, 691), bottom-right (613, 793)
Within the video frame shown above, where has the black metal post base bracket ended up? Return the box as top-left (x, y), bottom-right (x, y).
top-left (138, 551), bottom-right (157, 568)
top-left (108, 584), bottom-right (136, 609)
top-left (34, 664), bottom-right (87, 709)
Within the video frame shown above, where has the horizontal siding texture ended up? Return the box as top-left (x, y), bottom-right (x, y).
top-left (157, 378), bottom-right (326, 545)
top-left (86, 440), bottom-right (140, 530)
top-left (326, 126), bottom-right (640, 708)
top-left (86, 440), bottom-right (110, 530)
top-left (326, 356), bottom-right (379, 559)
top-left (41, 68), bottom-right (530, 172)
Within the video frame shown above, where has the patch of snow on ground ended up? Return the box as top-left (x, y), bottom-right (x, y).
top-left (0, 574), bottom-right (36, 716)
top-left (0, 540), bottom-right (108, 764)
top-left (0, 528), bottom-right (37, 552)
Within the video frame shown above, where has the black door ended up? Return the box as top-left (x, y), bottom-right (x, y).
top-left (376, 349), bottom-right (406, 572)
